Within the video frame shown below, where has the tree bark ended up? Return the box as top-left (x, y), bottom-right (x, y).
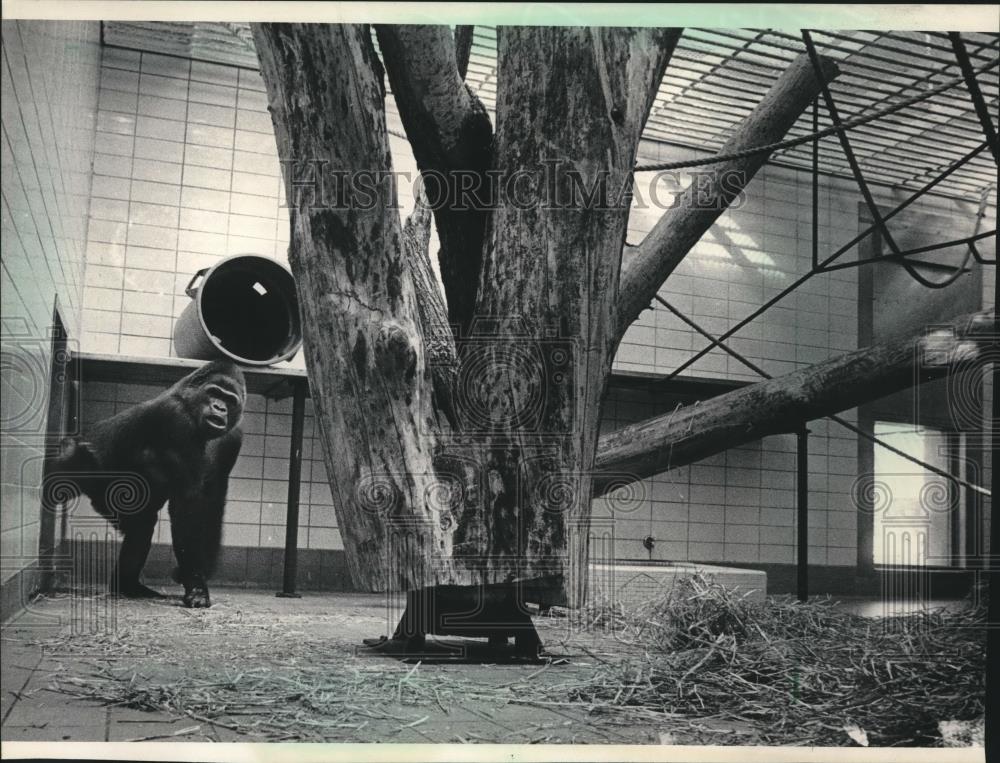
top-left (375, 25), bottom-right (493, 335)
top-left (456, 26), bottom-right (680, 605)
top-left (454, 25), bottom-right (474, 80)
top-left (594, 309), bottom-right (996, 495)
top-left (253, 24), bottom-right (469, 592)
top-left (615, 53), bottom-right (840, 341)
top-left (254, 24), bottom-right (677, 605)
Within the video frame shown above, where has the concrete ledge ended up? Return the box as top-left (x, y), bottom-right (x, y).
top-left (588, 561), bottom-right (768, 607)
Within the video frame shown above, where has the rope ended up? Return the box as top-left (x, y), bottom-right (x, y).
top-left (633, 56), bottom-right (1000, 173)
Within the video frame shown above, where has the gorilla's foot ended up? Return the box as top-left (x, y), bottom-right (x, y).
top-left (183, 586), bottom-right (211, 608)
top-left (112, 582), bottom-right (165, 599)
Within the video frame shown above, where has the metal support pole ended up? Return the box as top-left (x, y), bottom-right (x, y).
top-left (949, 32), bottom-right (1000, 164)
top-left (277, 379), bottom-right (307, 598)
top-left (797, 427), bottom-right (810, 602)
top-left (812, 97), bottom-right (819, 272)
top-left (986, 224), bottom-right (999, 758)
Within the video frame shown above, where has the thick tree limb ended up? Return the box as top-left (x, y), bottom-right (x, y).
top-left (375, 25), bottom-right (493, 335)
top-left (460, 27), bottom-right (680, 605)
top-left (615, 53), bottom-right (840, 341)
top-left (454, 25), bottom-right (474, 80)
top-left (402, 184), bottom-right (459, 428)
top-left (594, 310), bottom-right (996, 495)
top-left (253, 23), bottom-right (469, 591)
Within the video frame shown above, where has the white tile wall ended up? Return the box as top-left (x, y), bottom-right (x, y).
top-left (1, 20), bottom-right (101, 585)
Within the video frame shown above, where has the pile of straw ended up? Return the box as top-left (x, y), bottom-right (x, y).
top-left (569, 573), bottom-right (986, 746)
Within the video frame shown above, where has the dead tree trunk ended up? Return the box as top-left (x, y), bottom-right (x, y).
top-left (252, 25), bottom-right (457, 592)
top-left (254, 24), bottom-right (958, 614)
top-left (254, 24), bottom-right (681, 606)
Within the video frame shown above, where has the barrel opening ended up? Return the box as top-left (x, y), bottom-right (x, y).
top-left (174, 254), bottom-right (302, 366)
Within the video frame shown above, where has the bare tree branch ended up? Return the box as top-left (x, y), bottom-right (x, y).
top-left (375, 25), bottom-right (493, 335)
top-left (615, 53), bottom-right (840, 341)
top-left (402, 185), bottom-right (459, 428)
top-left (594, 309), bottom-right (995, 495)
top-left (454, 25), bottom-right (474, 80)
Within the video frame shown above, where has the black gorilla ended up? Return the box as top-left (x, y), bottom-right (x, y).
top-left (50, 359), bottom-right (245, 608)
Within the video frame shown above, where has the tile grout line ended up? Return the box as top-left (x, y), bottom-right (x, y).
top-left (0, 641), bottom-right (44, 726)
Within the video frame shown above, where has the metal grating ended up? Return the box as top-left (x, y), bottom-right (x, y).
top-left (103, 23), bottom-right (999, 202)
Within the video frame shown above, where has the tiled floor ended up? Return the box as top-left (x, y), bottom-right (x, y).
top-left (0, 588), bottom-right (662, 744)
top-left (0, 587), bottom-right (975, 746)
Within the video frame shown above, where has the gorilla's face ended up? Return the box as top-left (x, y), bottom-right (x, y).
top-left (200, 380), bottom-right (243, 437)
top-left (172, 360), bottom-right (246, 441)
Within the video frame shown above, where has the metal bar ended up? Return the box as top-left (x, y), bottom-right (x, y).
top-left (831, 416), bottom-right (989, 497)
top-left (797, 428), bottom-right (809, 602)
top-left (636, 60), bottom-right (998, 173)
top-left (816, 229), bottom-right (996, 274)
top-left (706, 27), bottom-right (984, 87)
top-left (812, 97), bottom-right (820, 271)
top-left (642, 135), bottom-right (989, 204)
top-left (654, 30), bottom-right (765, 135)
top-left (988, 195), bottom-right (1000, 757)
top-left (969, 242), bottom-right (998, 266)
top-left (39, 316), bottom-right (74, 593)
top-left (277, 379), bottom-right (307, 598)
top-left (948, 432), bottom-right (963, 567)
top-left (949, 32), bottom-right (1000, 164)
top-left (668, 47), bottom-right (991, 117)
top-left (879, 30), bottom-right (999, 58)
top-left (658, 102), bottom-right (990, 166)
top-left (660, 142), bottom-right (989, 383)
top-left (802, 31), bottom-right (908, 262)
top-left (675, 49), bottom-right (997, 137)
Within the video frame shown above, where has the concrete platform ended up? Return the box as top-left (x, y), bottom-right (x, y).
top-left (588, 562), bottom-right (767, 607)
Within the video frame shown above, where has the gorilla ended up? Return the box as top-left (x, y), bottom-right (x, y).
top-left (49, 359), bottom-right (245, 608)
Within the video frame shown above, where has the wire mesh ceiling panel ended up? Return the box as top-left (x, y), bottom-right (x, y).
top-left (102, 23), bottom-right (998, 202)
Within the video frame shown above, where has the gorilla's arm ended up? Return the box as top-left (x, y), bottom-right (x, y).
top-left (168, 426), bottom-right (243, 608)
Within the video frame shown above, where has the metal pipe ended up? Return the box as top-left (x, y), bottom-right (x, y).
top-left (277, 379), bottom-right (307, 598)
top-left (797, 428), bottom-right (810, 602)
top-left (949, 32), bottom-right (1000, 164)
top-left (654, 294), bottom-right (991, 495)
top-left (812, 97), bottom-right (820, 272)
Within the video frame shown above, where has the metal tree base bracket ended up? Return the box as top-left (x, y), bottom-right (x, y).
top-left (363, 585), bottom-right (545, 663)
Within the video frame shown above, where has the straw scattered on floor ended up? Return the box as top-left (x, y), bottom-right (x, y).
top-left (558, 572), bottom-right (986, 746)
top-left (33, 575), bottom-right (986, 746)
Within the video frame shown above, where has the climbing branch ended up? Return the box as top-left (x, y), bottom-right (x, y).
top-left (615, 53), bottom-right (840, 342)
top-left (594, 310), bottom-right (996, 495)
